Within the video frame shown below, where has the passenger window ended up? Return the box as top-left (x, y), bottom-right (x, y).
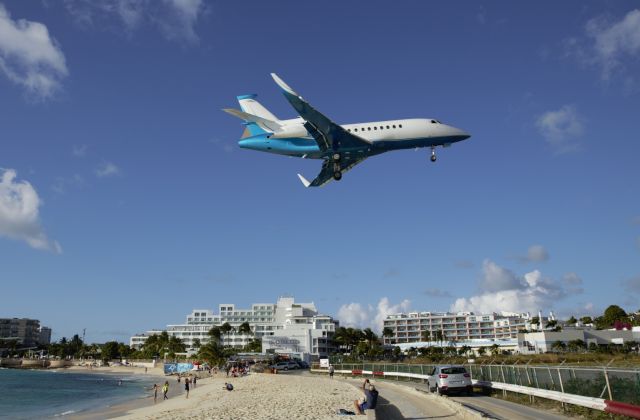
top-left (374, 126), bottom-right (377, 130)
top-left (354, 128), bottom-right (358, 132)
top-left (380, 126), bottom-right (384, 130)
top-left (399, 124), bottom-right (403, 128)
top-left (368, 127), bottom-right (371, 131)
top-left (392, 125), bottom-right (396, 129)
top-left (386, 125), bottom-right (390, 129)
top-left (347, 129), bottom-right (351, 132)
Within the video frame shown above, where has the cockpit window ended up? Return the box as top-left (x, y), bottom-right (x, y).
top-left (431, 120), bottom-right (437, 124)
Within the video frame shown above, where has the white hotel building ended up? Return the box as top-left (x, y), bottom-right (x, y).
top-left (383, 311), bottom-right (535, 345)
top-left (130, 297), bottom-right (338, 358)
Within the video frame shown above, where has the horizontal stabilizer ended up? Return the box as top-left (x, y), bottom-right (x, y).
top-left (222, 108), bottom-right (282, 132)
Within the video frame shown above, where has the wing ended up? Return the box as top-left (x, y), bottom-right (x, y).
top-left (298, 156), bottom-right (368, 188)
top-left (271, 73), bottom-right (372, 152)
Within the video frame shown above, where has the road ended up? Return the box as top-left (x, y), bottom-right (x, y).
top-left (409, 382), bottom-right (569, 420)
top-left (369, 380), bottom-right (460, 419)
top-left (340, 374), bottom-right (570, 420)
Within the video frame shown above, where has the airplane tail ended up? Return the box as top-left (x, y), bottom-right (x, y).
top-left (223, 94), bottom-right (282, 138)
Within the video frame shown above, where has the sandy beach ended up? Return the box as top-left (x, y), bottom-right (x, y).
top-left (109, 372), bottom-right (360, 420)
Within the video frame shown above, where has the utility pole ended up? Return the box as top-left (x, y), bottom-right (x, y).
top-left (82, 328), bottom-right (86, 343)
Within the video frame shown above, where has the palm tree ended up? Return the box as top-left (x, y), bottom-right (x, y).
top-left (382, 327), bottom-right (394, 344)
top-left (220, 323), bottom-right (233, 347)
top-left (238, 322), bottom-right (252, 336)
top-left (477, 346), bottom-right (487, 357)
top-left (362, 328), bottom-right (378, 348)
top-left (208, 326), bottom-right (222, 344)
top-left (421, 330), bottom-right (431, 344)
top-left (192, 338), bottom-right (201, 351)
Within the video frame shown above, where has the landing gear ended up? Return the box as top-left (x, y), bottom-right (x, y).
top-left (430, 146), bottom-right (437, 162)
top-left (332, 153), bottom-right (342, 181)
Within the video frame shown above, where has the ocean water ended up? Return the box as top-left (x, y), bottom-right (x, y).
top-left (0, 368), bottom-right (157, 419)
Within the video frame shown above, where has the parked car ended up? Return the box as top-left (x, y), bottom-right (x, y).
top-left (286, 361), bottom-right (299, 370)
top-left (270, 361), bottom-right (297, 371)
top-left (426, 365), bottom-right (472, 395)
top-left (295, 360), bottom-right (309, 369)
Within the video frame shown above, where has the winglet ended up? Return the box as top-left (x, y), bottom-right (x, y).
top-left (297, 173), bottom-right (311, 188)
top-left (271, 73), bottom-right (298, 96)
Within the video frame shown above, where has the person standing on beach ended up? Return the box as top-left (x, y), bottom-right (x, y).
top-left (184, 377), bottom-right (190, 399)
top-left (329, 365), bottom-right (334, 379)
top-left (162, 381), bottom-right (169, 400)
top-left (192, 376), bottom-right (197, 388)
top-left (152, 384), bottom-right (158, 403)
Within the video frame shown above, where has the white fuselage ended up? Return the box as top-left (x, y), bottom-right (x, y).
top-left (271, 117), bottom-right (468, 145)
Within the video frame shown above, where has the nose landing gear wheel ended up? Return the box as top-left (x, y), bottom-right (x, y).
top-left (430, 147), bottom-right (437, 162)
top-left (333, 171), bottom-right (342, 181)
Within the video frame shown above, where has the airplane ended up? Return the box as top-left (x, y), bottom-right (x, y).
top-left (224, 74), bottom-right (471, 187)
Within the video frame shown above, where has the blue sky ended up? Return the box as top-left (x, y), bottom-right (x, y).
top-left (1, 1), bottom-right (639, 343)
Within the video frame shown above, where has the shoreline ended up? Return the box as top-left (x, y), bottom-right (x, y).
top-left (60, 365), bottom-right (171, 419)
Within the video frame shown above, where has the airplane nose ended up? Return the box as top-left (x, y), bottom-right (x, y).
top-left (451, 127), bottom-right (470, 141)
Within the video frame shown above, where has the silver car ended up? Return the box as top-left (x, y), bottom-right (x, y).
top-left (427, 365), bottom-right (472, 395)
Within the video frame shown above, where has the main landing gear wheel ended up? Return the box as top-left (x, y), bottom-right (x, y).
top-left (430, 147), bottom-right (437, 162)
top-left (333, 171), bottom-right (342, 181)
top-left (332, 153), bottom-right (341, 162)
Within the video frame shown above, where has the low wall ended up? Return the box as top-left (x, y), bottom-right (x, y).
top-left (311, 366), bottom-right (640, 418)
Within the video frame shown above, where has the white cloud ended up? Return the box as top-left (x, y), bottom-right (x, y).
top-left (64, 0), bottom-right (204, 43)
top-left (586, 9), bottom-right (640, 81)
top-left (72, 144), bottom-right (88, 157)
top-left (480, 259), bottom-right (524, 292)
top-left (0, 4), bottom-right (68, 99)
top-left (564, 10), bottom-right (640, 91)
top-left (0, 168), bottom-right (61, 253)
top-left (562, 272), bottom-right (582, 285)
top-left (451, 261), bottom-right (568, 314)
top-left (337, 298), bottom-right (411, 332)
top-left (516, 244), bottom-right (550, 263)
top-left (95, 161), bottom-right (121, 178)
top-left (337, 303), bottom-right (371, 330)
top-left (536, 105), bottom-right (584, 154)
top-left (52, 173), bottom-right (86, 194)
